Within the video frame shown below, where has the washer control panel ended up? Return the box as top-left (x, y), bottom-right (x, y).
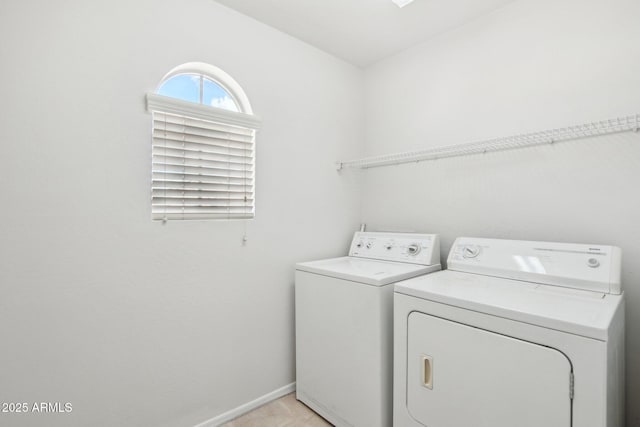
top-left (349, 232), bottom-right (440, 266)
top-left (448, 237), bottom-right (622, 295)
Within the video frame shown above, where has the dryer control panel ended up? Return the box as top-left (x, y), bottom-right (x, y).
top-left (448, 237), bottom-right (622, 294)
top-left (349, 232), bottom-right (440, 266)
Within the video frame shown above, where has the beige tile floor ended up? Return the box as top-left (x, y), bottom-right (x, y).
top-left (220, 393), bottom-right (332, 427)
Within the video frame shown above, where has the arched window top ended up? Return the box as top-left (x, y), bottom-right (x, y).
top-left (156, 62), bottom-right (253, 114)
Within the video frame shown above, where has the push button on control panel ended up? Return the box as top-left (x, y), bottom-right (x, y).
top-left (587, 258), bottom-right (600, 268)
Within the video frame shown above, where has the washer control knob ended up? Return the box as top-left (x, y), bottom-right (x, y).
top-left (366, 242), bottom-right (372, 249)
top-left (385, 244), bottom-right (393, 250)
top-left (587, 258), bottom-right (600, 268)
top-left (407, 244), bottom-right (421, 256)
top-left (463, 245), bottom-right (481, 259)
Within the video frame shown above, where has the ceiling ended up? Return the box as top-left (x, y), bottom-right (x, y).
top-left (214, 0), bottom-right (516, 67)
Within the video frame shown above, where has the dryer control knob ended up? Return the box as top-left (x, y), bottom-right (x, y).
top-left (463, 245), bottom-right (481, 259)
top-left (407, 244), bottom-right (421, 256)
top-left (587, 258), bottom-right (600, 268)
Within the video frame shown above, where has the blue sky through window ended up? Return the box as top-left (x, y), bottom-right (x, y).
top-left (157, 74), bottom-right (239, 112)
top-left (157, 74), bottom-right (199, 104)
top-left (203, 79), bottom-right (238, 111)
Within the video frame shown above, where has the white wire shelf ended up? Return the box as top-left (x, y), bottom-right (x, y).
top-left (336, 114), bottom-right (640, 170)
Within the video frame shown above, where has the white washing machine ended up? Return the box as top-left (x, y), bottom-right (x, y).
top-left (394, 237), bottom-right (625, 427)
top-left (295, 231), bottom-right (441, 427)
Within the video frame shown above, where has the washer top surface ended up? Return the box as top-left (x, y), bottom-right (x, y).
top-left (395, 269), bottom-right (623, 340)
top-left (297, 256), bottom-right (441, 287)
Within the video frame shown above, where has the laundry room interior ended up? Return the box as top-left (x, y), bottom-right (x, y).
top-left (0, 0), bottom-right (638, 426)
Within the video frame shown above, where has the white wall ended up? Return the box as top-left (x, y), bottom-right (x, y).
top-left (360, 0), bottom-right (640, 425)
top-left (0, 1), bottom-right (363, 426)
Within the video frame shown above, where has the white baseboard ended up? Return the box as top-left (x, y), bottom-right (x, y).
top-left (193, 382), bottom-right (296, 427)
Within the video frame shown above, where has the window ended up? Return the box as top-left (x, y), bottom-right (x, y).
top-left (146, 63), bottom-right (260, 221)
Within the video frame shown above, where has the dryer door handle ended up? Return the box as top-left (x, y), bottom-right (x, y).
top-left (421, 355), bottom-right (433, 390)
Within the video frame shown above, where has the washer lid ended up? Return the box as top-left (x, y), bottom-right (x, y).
top-left (296, 256), bottom-right (441, 287)
top-left (394, 270), bottom-right (623, 340)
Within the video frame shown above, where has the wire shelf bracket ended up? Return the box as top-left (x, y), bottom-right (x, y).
top-left (336, 114), bottom-right (640, 171)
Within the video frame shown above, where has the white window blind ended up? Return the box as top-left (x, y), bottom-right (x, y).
top-left (147, 93), bottom-right (260, 221)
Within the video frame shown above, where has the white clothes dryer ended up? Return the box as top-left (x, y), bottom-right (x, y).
top-left (394, 237), bottom-right (624, 427)
top-left (296, 231), bottom-right (441, 427)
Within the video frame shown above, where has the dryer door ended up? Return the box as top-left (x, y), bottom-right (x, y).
top-left (407, 312), bottom-right (572, 427)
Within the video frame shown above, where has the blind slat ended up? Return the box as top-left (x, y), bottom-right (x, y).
top-left (152, 206), bottom-right (254, 213)
top-left (153, 119), bottom-right (254, 140)
top-left (152, 131), bottom-right (253, 148)
top-left (152, 178), bottom-right (251, 188)
top-left (153, 139), bottom-right (251, 155)
top-left (152, 173), bottom-right (252, 185)
top-left (152, 187), bottom-right (251, 193)
top-left (152, 145), bottom-right (252, 161)
top-left (152, 154), bottom-right (252, 168)
top-left (152, 195), bottom-right (253, 202)
top-left (152, 212), bottom-right (254, 220)
top-left (152, 163), bottom-right (253, 177)
top-left (153, 200), bottom-right (253, 206)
